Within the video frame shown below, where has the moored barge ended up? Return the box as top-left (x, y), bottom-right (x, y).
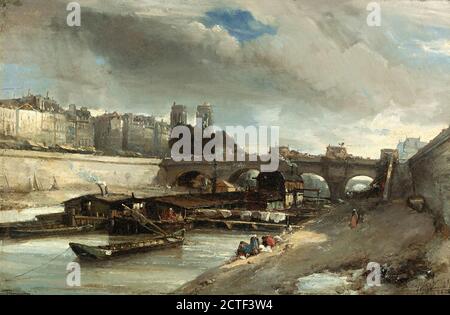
top-left (69, 230), bottom-right (185, 260)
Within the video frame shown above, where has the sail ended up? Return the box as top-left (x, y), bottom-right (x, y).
top-left (33, 173), bottom-right (43, 191)
top-left (50, 177), bottom-right (59, 191)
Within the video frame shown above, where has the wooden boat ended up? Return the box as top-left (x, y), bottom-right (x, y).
top-left (108, 216), bottom-right (193, 235)
top-left (69, 230), bottom-right (185, 260)
top-left (10, 224), bottom-right (94, 239)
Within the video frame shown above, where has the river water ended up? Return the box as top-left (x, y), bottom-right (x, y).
top-left (0, 207), bottom-right (258, 294)
top-left (0, 205), bottom-right (64, 223)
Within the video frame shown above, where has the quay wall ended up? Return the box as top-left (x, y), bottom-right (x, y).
top-left (409, 129), bottom-right (450, 229)
top-left (0, 149), bottom-right (161, 191)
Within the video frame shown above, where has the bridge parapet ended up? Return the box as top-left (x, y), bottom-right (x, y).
top-left (159, 153), bottom-right (381, 202)
top-left (409, 127), bottom-right (450, 166)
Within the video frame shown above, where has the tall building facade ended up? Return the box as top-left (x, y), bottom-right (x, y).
top-left (123, 113), bottom-right (156, 155)
top-left (65, 105), bottom-right (95, 148)
top-left (94, 112), bottom-right (124, 153)
top-left (0, 105), bottom-right (16, 136)
top-left (154, 120), bottom-right (170, 157)
top-left (0, 93), bottom-right (67, 146)
top-left (397, 137), bottom-right (428, 161)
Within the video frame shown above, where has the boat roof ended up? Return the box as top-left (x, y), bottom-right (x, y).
top-left (63, 191), bottom-right (283, 209)
top-left (150, 194), bottom-right (244, 209)
top-left (257, 171), bottom-right (304, 182)
top-left (64, 193), bottom-right (134, 205)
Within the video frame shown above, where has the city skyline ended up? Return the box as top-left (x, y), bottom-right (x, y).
top-left (1, 88), bottom-right (444, 158)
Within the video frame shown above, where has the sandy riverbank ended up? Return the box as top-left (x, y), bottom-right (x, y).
top-left (177, 200), bottom-right (450, 295)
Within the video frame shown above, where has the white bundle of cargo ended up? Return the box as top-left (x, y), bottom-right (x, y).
top-left (195, 209), bottom-right (218, 217)
top-left (269, 212), bottom-right (286, 223)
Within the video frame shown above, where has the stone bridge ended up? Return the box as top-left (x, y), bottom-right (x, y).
top-left (409, 127), bottom-right (450, 229)
top-left (158, 153), bottom-right (381, 202)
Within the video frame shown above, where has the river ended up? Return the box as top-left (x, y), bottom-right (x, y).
top-left (0, 207), bottom-right (259, 294)
top-left (0, 205), bottom-right (64, 223)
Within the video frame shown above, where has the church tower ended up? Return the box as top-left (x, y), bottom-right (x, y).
top-left (196, 102), bottom-right (213, 129)
top-left (170, 102), bottom-right (187, 128)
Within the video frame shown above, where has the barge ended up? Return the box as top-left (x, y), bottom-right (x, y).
top-left (69, 230), bottom-right (185, 260)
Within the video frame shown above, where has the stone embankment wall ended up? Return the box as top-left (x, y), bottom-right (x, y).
top-left (409, 128), bottom-right (450, 229)
top-left (0, 149), bottom-right (161, 192)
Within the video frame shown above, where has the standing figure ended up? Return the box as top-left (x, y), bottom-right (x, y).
top-left (350, 209), bottom-right (359, 229)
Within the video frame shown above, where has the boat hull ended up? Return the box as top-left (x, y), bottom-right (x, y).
top-left (69, 236), bottom-right (184, 260)
top-left (10, 225), bottom-right (94, 239)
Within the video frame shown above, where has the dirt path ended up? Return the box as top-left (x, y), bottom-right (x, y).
top-left (177, 200), bottom-right (438, 295)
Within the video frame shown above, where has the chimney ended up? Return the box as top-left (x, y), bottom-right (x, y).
top-left (96, 182), bottom-right (108, 196)
top-left (96, 183), bottom-right (105, 196)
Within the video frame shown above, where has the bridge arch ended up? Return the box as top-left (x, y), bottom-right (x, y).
top-left (300, 173), bottom-right (331, 199)
top-left (159, 155), bottom-right (380, 201)
top-left (175, 170), bottom-right (211, 190)
top-left (228, 168), bottom-right (260, 189)
top-left (345, 175), bottom-right (374, 194)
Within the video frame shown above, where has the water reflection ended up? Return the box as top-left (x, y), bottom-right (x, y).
top-left (0, 229), bottom-right (258, 294)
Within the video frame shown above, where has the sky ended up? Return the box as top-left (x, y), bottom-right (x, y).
top-left (0, 0), bottom-right (449, 158)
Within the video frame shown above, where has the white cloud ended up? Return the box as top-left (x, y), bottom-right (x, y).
top-left (420, 39), bottom-right (450, 56)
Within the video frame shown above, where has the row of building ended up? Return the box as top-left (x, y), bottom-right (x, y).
top-left (396, 137), bottom-right (428, 162)
top-left (95, 111), bottom-right (170, 156)
top-left (0, 94), bottom-right (88, 148)
top-left (0, 93), bottom-right (217, 157)
top-left (0, 93), bottom-right (171, 157)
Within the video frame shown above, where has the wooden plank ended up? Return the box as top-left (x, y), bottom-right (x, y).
top-left (122, 204), bottom-right (168, 236)
top-left (74, 216), bottom-right (108, 221)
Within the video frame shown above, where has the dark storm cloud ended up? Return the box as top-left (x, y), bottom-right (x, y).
top-left (37, 5), bottom-right (295, 112)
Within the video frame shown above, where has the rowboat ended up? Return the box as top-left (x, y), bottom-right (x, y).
top-left (69, 230), bottom-right (185, 260)
top-left (10, 225), bottom-right (94, 239)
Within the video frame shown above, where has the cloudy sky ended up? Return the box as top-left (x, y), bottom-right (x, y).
top-left (0, 0), bottom-right (449, 157)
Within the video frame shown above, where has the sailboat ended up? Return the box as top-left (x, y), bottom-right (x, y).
top-left (27, 173), bottom-right (44, 192)
top-left (50, 176), bottom-right (59, 191)
top-left (0, 174), bottom-right (10, 192)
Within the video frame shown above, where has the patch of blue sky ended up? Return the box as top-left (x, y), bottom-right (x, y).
top-left (380, 14), bottom-right (450, 69)
top-left (202, 8), bottom-right (276, 42)
top-left (95, 56), bottom-right (106, 66)
top-left (0, 63), bottom-right (54, 98)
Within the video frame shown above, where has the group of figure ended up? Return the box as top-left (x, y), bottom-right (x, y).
top-left (236, 235), bottom-right (280, 258)
top-left (160, 208), bottom-right (183, 222)
top-left (235, 209), bottom-right (359, 259)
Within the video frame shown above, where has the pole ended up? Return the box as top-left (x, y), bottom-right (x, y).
top-left (212, 159), bottom-right (217, 194)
